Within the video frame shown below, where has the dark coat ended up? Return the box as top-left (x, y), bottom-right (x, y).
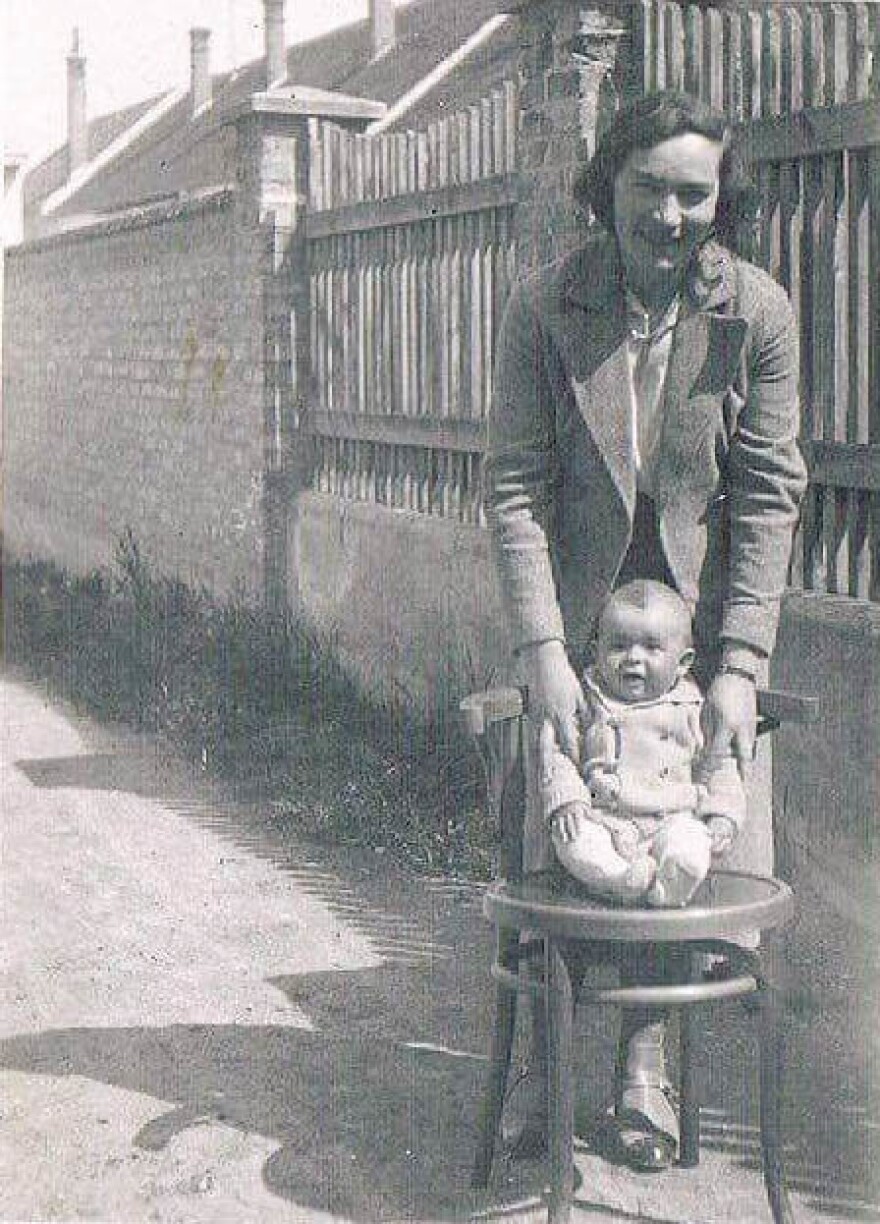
top-left (484, 235), bottom-right (808, 666)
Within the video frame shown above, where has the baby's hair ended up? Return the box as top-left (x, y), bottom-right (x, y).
top-left (601, 580), bottom-right (693, 644)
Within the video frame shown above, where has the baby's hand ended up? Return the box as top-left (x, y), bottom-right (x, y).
top-left (588, 769), bottom-right (621, 809)
top-left (550, 801), bottom-right (590, 845)
top-left (706, 815), bottom-right (737, 857)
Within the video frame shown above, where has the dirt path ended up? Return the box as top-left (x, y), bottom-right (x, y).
top-left (0, 673), bottom-right (876, 1223)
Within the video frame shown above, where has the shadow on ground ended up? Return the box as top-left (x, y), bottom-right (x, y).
top-left (0, 1013), bottom-right (493, 1221)
top-left (12, 736), bottom-right (880, 1222)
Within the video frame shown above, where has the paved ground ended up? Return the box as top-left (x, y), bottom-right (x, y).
top-left (1, 671), bottom-right (878, 1224)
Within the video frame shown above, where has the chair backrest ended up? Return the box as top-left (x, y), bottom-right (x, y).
top-left (460, 688), bottom-right (527, 881)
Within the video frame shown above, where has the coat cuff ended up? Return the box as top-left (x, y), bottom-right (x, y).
top-left (719, 639), bottom-right (766, 678)
top-left (720, 598), bottom-right (779, 659)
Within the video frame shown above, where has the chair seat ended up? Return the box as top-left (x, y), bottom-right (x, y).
top-left (483, 869), bottom-right (793, 944)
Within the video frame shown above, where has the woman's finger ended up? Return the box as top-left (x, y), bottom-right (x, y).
top-left (732, 727), bottom-right (755, 781)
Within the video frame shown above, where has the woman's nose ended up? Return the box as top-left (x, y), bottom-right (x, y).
top-left (656, 193), bottom-right (682, 229)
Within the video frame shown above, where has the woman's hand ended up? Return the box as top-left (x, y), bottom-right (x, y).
top-left (516, 639), bottom-right (586, 761)
top-left (702, 672), bottom-right (757, 781)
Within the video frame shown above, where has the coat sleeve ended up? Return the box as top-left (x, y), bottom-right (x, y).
top-left (721, 271), bottom-right (808, 655)
top-left (482, 279), bottom-right (566, 652)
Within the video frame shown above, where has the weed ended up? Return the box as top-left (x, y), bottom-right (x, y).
top-left (2, 536), bottom-right (495, 878)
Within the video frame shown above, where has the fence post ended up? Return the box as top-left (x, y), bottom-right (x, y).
top-left (226, 91), bottom-right (383, 613)
top-left (515, 1), bottom-right (628, 270)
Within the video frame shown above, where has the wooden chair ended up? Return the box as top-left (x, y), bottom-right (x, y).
top-left (462, 685), bottom-right (818, 1224)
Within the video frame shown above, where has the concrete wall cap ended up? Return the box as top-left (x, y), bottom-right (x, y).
top-left (782, 589), bottom-right (880, 635)
top-left (221, 86), bottom-right (386, 125)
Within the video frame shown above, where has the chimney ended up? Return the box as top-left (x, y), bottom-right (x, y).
top-left (66, 28), bottom-right (88, 175)
top-left (370, 0), bottom-right (395, 59)
top-left (263, 0), bottom-right (286, 88)
top-left (190, 27), bottom-right (212, 115)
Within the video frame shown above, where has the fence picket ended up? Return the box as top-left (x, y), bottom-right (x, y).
top-left (723, 9), bottom-right (743, 120)
top-left (630, 0), bottom-right (650, 95)
top-left (683, 4), bottom-right (701, 97)
top-left (870, 146), bottom-right (880, 599)
top-left (743, 10), bottom-right (763, 119)
top-left (663, 1), bottom-right (684, 91)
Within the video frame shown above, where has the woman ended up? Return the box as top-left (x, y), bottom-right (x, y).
top-left (484, 90), bottom-right (807, 1170)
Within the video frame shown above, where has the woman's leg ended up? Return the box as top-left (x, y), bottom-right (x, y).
top-left (612, 946), bottom-right (680, 1171)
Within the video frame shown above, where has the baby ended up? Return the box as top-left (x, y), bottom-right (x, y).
top-left (538, 579), bottom-right (746, 907)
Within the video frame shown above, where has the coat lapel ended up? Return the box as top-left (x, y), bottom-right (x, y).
top-left (651, 310), bottom-right (747, 495)
top-left (561, 244), bottom-right (636, 513)
top-left (561, 238), bottom-right (747, 513)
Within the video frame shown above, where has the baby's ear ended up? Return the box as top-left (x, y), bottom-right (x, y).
top-left (677, 646), bottom-right (696, 677)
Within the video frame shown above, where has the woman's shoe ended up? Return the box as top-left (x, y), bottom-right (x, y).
top-left (612, 1081), bottom-right (679, 1171)
top-left (591, 1082), bottom-right (679, 1172)
top-left (611, 1013), bottom-right (680, 1171)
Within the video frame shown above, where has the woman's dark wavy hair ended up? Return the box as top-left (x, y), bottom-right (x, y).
top-left (574, 90), bottom-right (759, 251)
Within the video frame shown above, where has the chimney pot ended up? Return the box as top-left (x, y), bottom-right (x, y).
top-left (370, 0), bottom-right (396, 60)
top-left (263, 0), bottom-right (286, 88)
top-left (66, 27), bottom-right (88, 176)
top-left (190, 27), bottom-right (212, 115)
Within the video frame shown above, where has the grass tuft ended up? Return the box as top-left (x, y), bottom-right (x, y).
top-left (2, 534), bottom-right (495, 878)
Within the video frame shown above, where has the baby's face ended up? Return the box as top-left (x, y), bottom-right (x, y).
top-left (595, 599), bottom-right (692, 702)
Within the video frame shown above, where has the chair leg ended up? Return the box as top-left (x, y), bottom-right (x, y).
top-left (757, 979), bottom-right (796, 1224)
top-left (678, 1002), bottom-right (700, 1167)
top-left (472, 937), bottom-right (521, 1189)
top-left (545, 939), bottom-right (575, 1224)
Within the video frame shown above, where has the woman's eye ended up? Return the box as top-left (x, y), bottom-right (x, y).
top-left (680, 190), bottom-right (708, 208)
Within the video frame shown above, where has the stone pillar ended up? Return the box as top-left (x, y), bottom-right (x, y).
top-left (515, 1), bottom-right (628, 271)
top-left (227, 90), bottom-right (384, 610)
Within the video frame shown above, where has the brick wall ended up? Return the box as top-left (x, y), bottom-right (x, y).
top-left (2, 191), bottom-right (270, 596)
top-left (515, 0), bottom-right (630, 270)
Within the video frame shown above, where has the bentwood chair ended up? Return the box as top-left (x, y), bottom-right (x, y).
top-left (462, 685), bottom-right (817, 1224)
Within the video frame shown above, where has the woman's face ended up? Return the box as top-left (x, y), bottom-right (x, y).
top-left (612, 132), bottom-right (723, 298)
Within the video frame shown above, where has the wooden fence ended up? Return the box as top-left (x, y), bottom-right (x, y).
top-left (634, 0), bottom-right (880, 600)
top-left (303, 0), bottom-right (880, 601)
top-left (305, 82), bottom-right (518, 525)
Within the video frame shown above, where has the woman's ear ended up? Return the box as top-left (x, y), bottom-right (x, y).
top-left (677, 647), bottom-right (696, 678)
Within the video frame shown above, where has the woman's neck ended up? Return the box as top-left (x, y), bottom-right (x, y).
top-left (622, 266), bottom-right (680, 316)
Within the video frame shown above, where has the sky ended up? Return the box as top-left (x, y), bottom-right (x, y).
top-left (2, 0), bottom-right (376, 163)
